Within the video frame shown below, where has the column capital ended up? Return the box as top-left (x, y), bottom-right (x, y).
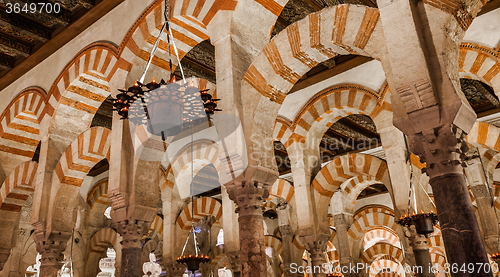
top-left (408, 124), bottom-right (469, 178)
top-left (300, 233), bottom-right (330, 256)
top-left (225, 180), bottom-right (270, 217)
top-left (114, 220), bottom-right (150, 249)
top-left (404, 226), bottom-right (429, 252)
top-left (33, 231), bottom-right (70, 266)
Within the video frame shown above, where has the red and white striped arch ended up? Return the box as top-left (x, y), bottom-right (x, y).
top-left (263, 178), bottom-right (295, 211)
top-left (54, 127), bottom-right (111, 188)
top-left (176, 196), bottom-right (222, 230)
top-left (87, 178), bottom-right (110, 211)
top-left (264, 235), bottom-right (283, 255)
top-left (0, 161), bottom-right (37, 213)
top-left (146, 215), bottom-right (164, 237)
top-left (86, 227), bottom-right (121, 277)
top-left (363, 228), bottom-right (400, 250)
top-left (210, 245), bottom-right (226, 267)
top-left (0, 88), bottom-right (45, 164)
top-left (459, 43), bottom-right (500, 96)
top-left (243, 4), bottom-right (386, 104)
top-left (120, 0), bottom-right (238, 77)
top-left (342, 175), bottom-right (385, 212)
top-left (169, 140), bottom-right (220, 177)
top-left (312, 153), bottom-right (391, 217)
top-left (89, 227), bottom-right (120, 254)
top-left (369, 259), bottom-right (404, 277)
top-left (348, 205), bottom-right (398, 241)
top-left (273, 84), bottom-right (390, 149)
top-left (44, 44), bottom-right (120, 121)
top-left (361, 243), bottom-right (403, 265)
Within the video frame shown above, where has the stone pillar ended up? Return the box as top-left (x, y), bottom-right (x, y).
top-left (409, 127), bottom-right (491, 276)
top-left (34, 232), bottom-right (69, 277)
top-left (114, 219), bottom-right (150, 277)
top-left (404, 226), bottom-right (433, 277)
top-left (276, 200), bottom-right (294, 277)
top-left (332, 214), bottom-right (354, 277)
top-left (377, 0), bottom-right (492, 271)
top-left (301, 234), bottom-right (329, 277)
top-left (225, 181), bottom-right (268, 277)
top-left (464, 155), bottom-right (500, 254)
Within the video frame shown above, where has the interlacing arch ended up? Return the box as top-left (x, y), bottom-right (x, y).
top-left (369, 259), bottom-right (404, 277)
top-left (243, 4), bottom-right (386, 104)
top-left (0, 161), bottom-right (37, 212)
top-left (273, 84), bottom-right (390, 149)
top-left (466, 121), bottom-right (500, 207)
top-left (119, 0), bottom-right (236, 76)
top-left (146, 215), bottom-right (164, 237)
top-left (361, 243), bottom-right (403, 264)
top-left (0, 88), bottom-right (45, 172)
top-left (87, 178), bottom-right (110, 211)
top-left (54, 127), bottom-right (111, 187)
top-left (264, 235), bottom-right (283, 255)
top-left (363, 228), bottom-right (400, 250)
top-left (211, 245), bottom-right (225, 268)
top-left (176, 196), bottom-right (222, 230)
top-left (263, 178), bottom-right (294, 210)
top-left (86, 228), bottom-right (121, 277)
top-left (312, 153), bottom-right (391, 220)
top-left (0, 161), bottom-right (37, 265)
top-left (50, 127), bottom-right (111, 231)
top-left (459, 43), bottom-right (500, 95)
top-left (168, 140), bottom-right (220, 178)
top-left (43, 43), bottom-right (119, 121)
top-left (342, 175), bottom-right (385, 212)
top-left (348, 205), bottom-right (398, 241)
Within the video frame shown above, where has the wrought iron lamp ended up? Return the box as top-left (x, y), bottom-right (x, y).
top-left (398, 210), bottom-right (438, 237)
top-left (111, 0), bottom-right (220, 138)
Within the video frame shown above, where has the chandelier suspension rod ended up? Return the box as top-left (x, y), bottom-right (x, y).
top-left (403, 134), bottom-right (418, 214)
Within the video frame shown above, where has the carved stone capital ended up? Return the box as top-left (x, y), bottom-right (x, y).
top-left (33, 231), bottom-right (70, 266)
top-left (405, 226), bottom-right (429, 251)
top-left (408, 124), bottom-right (468, 178)
top-left (300, 233), bottom-right (330, 261)
top-left (225, 180), bottom-right (271, 216)
top-left (114, 220), bottom-right (150, 248)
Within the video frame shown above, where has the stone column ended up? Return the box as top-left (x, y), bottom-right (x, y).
top-left (332, 214), bottom-right (355, 277)
top-left (301, 234), bottom-right (329, 277)
top-left (410, 127), bottom-right (491, 276)
top-left (404, 226), bottom-right (433, 277)
top-left (225, 181), bottom-right (269, 277)
top-left (276, 200), bottom-right (294, 277)
top-left (377, 0), bottom-right (492, 272)
top-left (113, 219), bottom-right (150, 277)
top-left (34, 232), bottom-right (69, 277)
top-left (464, 155), bottom-right (500, 254)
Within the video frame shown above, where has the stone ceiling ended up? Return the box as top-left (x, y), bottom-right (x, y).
top-left (0, 0), bottom-right (123, 89)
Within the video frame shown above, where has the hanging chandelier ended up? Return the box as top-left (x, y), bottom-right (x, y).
top-left (111, 0), bottom-right (220, 138)
top-left (396, 136), bottom-right (439, 237)
top-left (398, 211), bottom-right (438, 237)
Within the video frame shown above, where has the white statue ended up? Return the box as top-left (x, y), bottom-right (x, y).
top-left (142, 253), bottom-right (162, 277)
